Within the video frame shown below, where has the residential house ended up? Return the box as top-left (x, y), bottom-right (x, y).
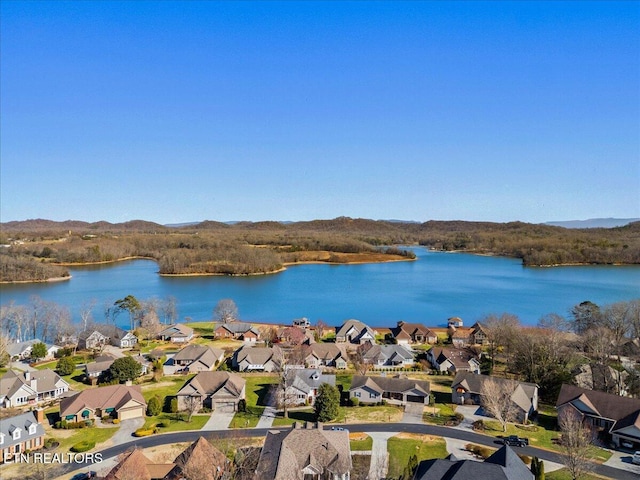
top-left (158, 323), bottom-right (194, 343)
top-left (391, 321), bottom-right (437, 345)
top-left (109, 327), bottom-right (138, 348)
top-left (0, 370), bottom-right (70, 408)
top-left (451, 372), bottom-right (539, 423)
top-left (335, 319), bottom-right (376, 345)
top-left (176, 371), bottom-right (246, 412)
top-left (349, 375), bottom-right (430, 405)
top-left (413, 445), bottom-right (533, 480)
top-left (103, 448), bottom-right (178, 480)
top-left (84, 354), bottom-right (118, 381)
top-left (6, 339), bottom-right (60, 361)
top-left (0, 410), bottom-right (45, 464)
top-left (171, 344), bottom-right (225, 373)
top-left (450, 328), bottom-right (470, 347)
top-left (104, 437), bottom-right (228, 480)
top-left (214, 322), bottom-right (260, 343)
top-left (254, 422), bottom-right (352, 480)
top-left (77, 329), bottom-right (109, 351)
top-left (292, 317), bottom-right (310, 328)
top-left (60, 384), bottom-right (146, 421)
top-left (232, 345), bottom-right (282, 372)
top-left (469, 322), bottom-right (489, 346)
top-left (173, 436), bottom-right (229, 480)
top-left (447, 317), bottom-right (464, 328)
top-left (84, 353), bottom-right (149, 383)
top-left (556, 384), bottom-right (640, 449)
top-left (427, 347), bottom-right (481, 374)
top-left (362, 344), bottom-right (415, 369)
top-left (278, 326), bottom-right (309, 346)
top-left (304, 344), bottom-right (348, 369)
top-left (282, 369), bottom-right (336, 406)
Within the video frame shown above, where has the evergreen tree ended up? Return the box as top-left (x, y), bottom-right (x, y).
top-left (106, 356), bottom-right (142, 383)
top-left (314, 383), bottom-right (340, 422)
top-left (31, 342), bottom-right (48, 362)
top-left (56, 356), bottom-right (76, 376)
top-left (146, 395), bottom-right (162, 416)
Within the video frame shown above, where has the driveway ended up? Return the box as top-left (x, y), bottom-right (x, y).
top-left (102, 345), bottom-right (125, 358)
top-left (604, 450), bottom-right (640, 475)
top-left (105, 418), bottom-right (145, 446)
top-left (368, 432), bottom-right (395, 480)
top-left (201, 409), bottom-right (236, 430)
top-left (453, 404), bottom-right (486, 430)
top-left (402, 403), bottom-right (425, 423)
top-left (8, 360), bottom-right (36, 372)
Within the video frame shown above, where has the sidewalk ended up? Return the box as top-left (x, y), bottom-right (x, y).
top-left (368, 432), bottom-right (395, 480)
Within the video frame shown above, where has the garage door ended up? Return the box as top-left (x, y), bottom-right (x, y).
top-left (118, 406), bottom-right (143, 420)
top-left (406, 395), bottom-right (425, 404)
top-left (214, 402), bottom-right (236, 413)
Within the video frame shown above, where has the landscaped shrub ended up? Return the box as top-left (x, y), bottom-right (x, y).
top-left (133, 428), bottom-right (155, 437)
top-left (147, 395), bottom-right (162, 416)
top-left (465, 444), bottom-right (493, 459)
top-left (54, 420), bottom-right (93, 429)
top-left (238, 398), bottom-right (247, 412)
top-left (472, 419), bottom-right (485, 431)
top-left (113, 419), bottom-right (120, 424)
top-left (350, 397), bottom-right (359, 407)
top-left (70, 440), bottom-right (95, 452)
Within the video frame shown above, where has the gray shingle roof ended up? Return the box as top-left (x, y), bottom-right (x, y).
top-left (350, 375), bottom-right (430, 396)
top-left (452, 372), bottom-right (537, 413)
top-left (0, 411), bottom-right (45, 450)
top-left (291, 369), bottom-right (335, 395)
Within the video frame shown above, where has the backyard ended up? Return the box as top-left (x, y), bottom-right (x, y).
top-left (386, 433), bottom-right (448, 479)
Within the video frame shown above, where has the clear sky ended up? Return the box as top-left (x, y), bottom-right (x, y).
top-left (1, 1), bottom-right (638, 224)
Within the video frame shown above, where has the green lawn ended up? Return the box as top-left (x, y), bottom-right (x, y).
top-left (230, 406), bottom-right (265, 428)
top-left (335, 374), bottom-right (353, 391)
top-left (350, 434), bottom-right (373, 451)
top-left (140, 375), bottom-right (194, 402)
top-left (387, 434), bottom-right (448, 479)
top-left (422, 401), bottom-right (459, 426)
top-left (242, 373), bottom-right (279, 407)
top-left (272, 409), bottom-right (316, 426)
top-left (339, 405), bottom-right (404, 424)
top-left (143, 412), bottom-right (209, 432)
top-left (545, 468), bottom-right (607, 480)
top-left (53, 426), bottom-right (119, 452)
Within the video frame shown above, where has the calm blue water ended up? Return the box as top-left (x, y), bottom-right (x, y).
top-left (0, 248), bottom-right (638, 327)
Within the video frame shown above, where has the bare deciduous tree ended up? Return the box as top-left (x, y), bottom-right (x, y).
top-left (480, 377), bottom-right (519, 432)
top-left (213, 298), bottom-right (238, 323)
top-left (350, 343), bottom-right (372, 375)
top-left (183, 394), bottom-right (201, 423)
top-left (558, 408), bottom-right (596, 480)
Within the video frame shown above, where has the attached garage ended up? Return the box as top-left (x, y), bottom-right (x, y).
top-left (214, 402), bottom-right (237, 413)
top-left (118, 406), bottom-right (145, 420)
top-left (406, 395), bottom-right (426, 404)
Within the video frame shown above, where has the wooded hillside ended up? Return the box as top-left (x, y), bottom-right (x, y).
top-left (1, 217), bottom-right (638, 282)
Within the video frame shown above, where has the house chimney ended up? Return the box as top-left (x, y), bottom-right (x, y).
top-left (316, 422), bottom-right (323, 430)
top-left (125, 380), bottom-right (132, 387)
top-left (305, 421), bottom-right (313, 429)
top-left (35, 408), bottom-right (44, 424)
top-left (25, 371), bottom-right (31, 382)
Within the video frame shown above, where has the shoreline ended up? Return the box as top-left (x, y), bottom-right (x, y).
top-left (0, 275), bottom-right (72, 285)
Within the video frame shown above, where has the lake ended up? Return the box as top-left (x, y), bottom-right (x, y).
top-left (0, 247), bottom-right (638, 328)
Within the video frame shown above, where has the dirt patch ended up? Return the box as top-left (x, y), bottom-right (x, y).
top-left (395, 432), bottom-right (439, 442)
top-left (144, 442), bottom-right (191, 463)
top-left (349, 432), bottom-right (370, 441)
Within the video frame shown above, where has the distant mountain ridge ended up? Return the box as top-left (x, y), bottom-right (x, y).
top-left (545, 218), bottom-right (639, 229)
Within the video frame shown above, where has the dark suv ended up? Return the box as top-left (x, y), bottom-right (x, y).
top-left (503, 435), bottom-right (529, 447)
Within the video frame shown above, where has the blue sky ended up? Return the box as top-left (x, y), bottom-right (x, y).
top-left (1, 1), bottom-right (638, 224)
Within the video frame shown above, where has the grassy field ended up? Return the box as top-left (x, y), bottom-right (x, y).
top-left (422, 400), bottom-right (459, 426)
top-left (339, 405), bottom-right (404, 424)
top-left (386, 433), bottom-right (448, 479)
top-left (350, 433), bottom-right (373, 451)
top-left (546, 468), bottom-right (610, 480)
top-left (143, 412), bottom-right (209, 432)
top-left (140, 375), bottom-right (194, 402)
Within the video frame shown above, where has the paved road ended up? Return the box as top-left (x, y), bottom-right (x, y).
top-left (57, 423), bottom-right (636, 480)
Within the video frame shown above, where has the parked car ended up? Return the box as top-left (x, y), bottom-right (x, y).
top-left (330, 426), bottom-right (348, 432)
top-left (503, 435), bottom-right (529, 447)
top-left (632, 452), bottom-right (640, 465)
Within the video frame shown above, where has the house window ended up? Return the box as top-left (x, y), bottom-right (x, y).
top-left (29, 425), bottom-right (36, 435)
top-left (370, 393), bottom-right (376, 398)
top-left (82, 410), bottom-right (90, 418)
top-left (0, 433), bottom-right (4, 445)
top-left (354, 392), bottom-right (361, 398)
top-left (12, 429), bottom-right (20, 440)
top-left (66, 415), bottom-right (75, 421)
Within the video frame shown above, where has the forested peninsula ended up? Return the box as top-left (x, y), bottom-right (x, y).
top-left (1, 217), bottom-right (639, 283)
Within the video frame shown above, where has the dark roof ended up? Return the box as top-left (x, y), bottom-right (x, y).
top-left (413, 446), bottom-right (533, 480)
top-left (556, 384), bottom-right (640, 421)
top-left (350, 375), bottom-right (430, 396)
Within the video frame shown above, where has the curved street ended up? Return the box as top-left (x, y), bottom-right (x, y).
top-left (59, 422), bottom-right (637, 480)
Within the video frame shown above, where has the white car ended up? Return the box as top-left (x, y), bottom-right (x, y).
top-left (632, 451), bottom-right (640, 465)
